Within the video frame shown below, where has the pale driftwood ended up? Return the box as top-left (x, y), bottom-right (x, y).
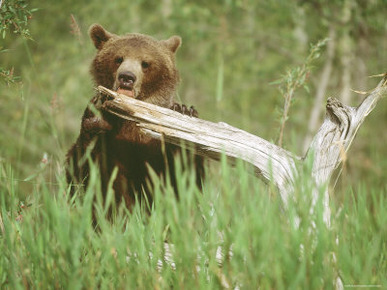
top-left (97, 75), bottom-right (387, 225)
top-left (97, 86), bottom-right (300, 199)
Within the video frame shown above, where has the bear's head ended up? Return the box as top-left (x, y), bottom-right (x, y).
top-left (89, 24), bottom-right (181, 107)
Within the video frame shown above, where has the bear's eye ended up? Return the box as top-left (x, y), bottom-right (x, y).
top-left (141, 61), bottom-right (150, 69)
top-left (115, 57), bottom-right (123, 64)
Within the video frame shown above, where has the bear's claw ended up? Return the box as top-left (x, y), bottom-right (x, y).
top-left (171, 103), bottom-right (199, 118)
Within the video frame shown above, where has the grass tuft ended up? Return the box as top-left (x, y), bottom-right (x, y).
top-left (1, 157), bottom-right (386, 288)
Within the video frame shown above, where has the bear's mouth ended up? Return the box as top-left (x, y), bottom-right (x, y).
top-left (116, 83), bottom-right (135, 98)
top-left (117, 88), bottom-right (135, 98)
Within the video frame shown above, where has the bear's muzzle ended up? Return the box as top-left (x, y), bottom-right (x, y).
top-left (117, 71), bottom-right (136, 98)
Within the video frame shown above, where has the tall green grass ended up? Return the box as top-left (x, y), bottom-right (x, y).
top-left (1, 156), bottom-right (385, 289)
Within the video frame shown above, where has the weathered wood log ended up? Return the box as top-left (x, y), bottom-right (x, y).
top-left (305, 76), bottom-right (387, 224)
top-left (97, 86), bottom-right (300, 196)
top-left (97, 74), bottom-right (387, 225)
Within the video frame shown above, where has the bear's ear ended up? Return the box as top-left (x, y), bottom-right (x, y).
top-left (89, 24), bottom-right (115, 50)
top-left (162, 35), bottom-right (182, 53)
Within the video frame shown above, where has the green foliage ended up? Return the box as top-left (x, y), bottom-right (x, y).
top-left (0, 159), bottom-right (386, 288)
top-left (272, 38), bottom-right (328, 146)
top-left (0, 0), bottom-right (35, 85)
top-left (0, 63), bottom-right (19, 85)
top-left (0, 0), bottom-right (34, 39)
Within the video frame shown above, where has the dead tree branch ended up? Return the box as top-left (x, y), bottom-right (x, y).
top-left (98, 86), bottom-right (300, 197)
top-left (97, 75), bottom-right (387, 225)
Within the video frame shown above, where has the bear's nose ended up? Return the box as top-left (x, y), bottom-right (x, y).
top-left (118, 71), bottom-right (137, 88)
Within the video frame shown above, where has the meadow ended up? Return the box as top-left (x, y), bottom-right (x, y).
top-left (1, 0), bottom-right (386, 288)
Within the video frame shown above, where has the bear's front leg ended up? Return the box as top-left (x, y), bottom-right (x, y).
top-left (79, 96), bottom-right (113, 146)
top-left (66, 96), bottom-right (114, 191)
top-left (171, 103), bottom-right (199, 118)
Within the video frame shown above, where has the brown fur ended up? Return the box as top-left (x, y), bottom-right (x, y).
top-left (66, 24), bottom-right (203, 211)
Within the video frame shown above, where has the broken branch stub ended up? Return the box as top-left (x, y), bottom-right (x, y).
top-left (306, 76), bottom-right (387, 188)
top-left (305, 76), bottom-right (386, 224)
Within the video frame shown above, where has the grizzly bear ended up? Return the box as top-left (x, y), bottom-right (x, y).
top-left (66, 24), bottom-right (203, 211)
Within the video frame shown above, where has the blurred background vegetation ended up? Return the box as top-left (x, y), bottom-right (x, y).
top-left (1, 0), bottom-right (386, 198)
